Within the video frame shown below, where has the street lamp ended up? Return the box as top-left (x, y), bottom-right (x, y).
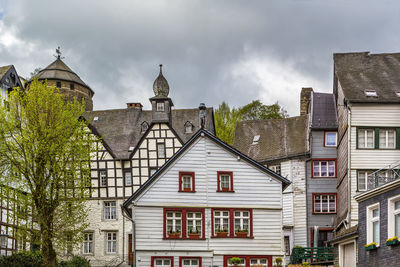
top-left (0, 231), bottom-right (8, 248)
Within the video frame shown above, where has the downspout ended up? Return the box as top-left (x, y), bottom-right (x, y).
top-left (122, 203), bottom-right (136, 267)
top-left (347, 103), bottom-right (352, 227)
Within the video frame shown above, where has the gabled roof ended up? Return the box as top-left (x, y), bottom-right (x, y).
top-left (122, 129), bottom-right (291, 210)
top-left (233, 116), bottom-right (309, 163)
top-left (334, 52), bottom-right (400, 103)
top-left (0, 65), bottom-right (12, 79)
top-left (34, 58), bottom-right (94, 94)
top-left (0, 65), bottom-right (24, 90)
top-left (310, 92), bottom-right (338, 130)
top-left (83, 107), bottom-right (215, 159)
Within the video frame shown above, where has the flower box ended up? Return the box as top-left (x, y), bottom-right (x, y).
top-left (235, 231), bottom-right (248, 238)
top-left (188, 233), bottom-right (200, 239)
top-left (365, 244), bottom-right (377, 251)
top-left (168, 232), bottom-right (180, 238)
top-left (386, 239), bottom-right (400, 246)
top-left (216, 231), bottom-right (228, 237)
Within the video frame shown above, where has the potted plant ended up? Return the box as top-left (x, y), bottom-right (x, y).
top-left (364, 242), bottom-right (378, 251)
top-left (188, 227), bottom-right (200, 239)
top-left (273, 257), bottom-right (283, 267)
top-left (216, 226), bottom-right (228, 237)
top-left (386, 236), bottom-right (399, 246)
top-left (229, 257), bottom-right (242, 266)
top-left (168, 229), bottom-right (181, 238)
top-left (235, 227), bottom-right (248, 238)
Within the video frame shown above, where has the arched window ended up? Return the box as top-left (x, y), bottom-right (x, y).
top-left (184, 121), bottom-right (194, 134)
top-left (141, 121), bottom-right (149, 133)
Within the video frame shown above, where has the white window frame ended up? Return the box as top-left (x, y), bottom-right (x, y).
top-left (388, 194), bottom-right (400, 238)
top-left (187, 212), bottom-right (202, 235)
top-left (379, 128), bottom-right (396, 149)
top-left (157, 142), bottom-right (166, 158)
top-left (104, 201), bottom-right (117, 220)
top-left (124, 169), bottom-right (132, 186)
top-left (182, 175), bottom-right (193, 191)
top-left (270, 164), bottom-right (281, 175)
top-left (156, 102), bottom-right (165, 112)
top-left (99, 170), bottom-right (107, 187)
top-left (82, 232), bottom-right (94, 255)
top-left (366, 203), bottom-right (380, 246)
top-left (154, 258), bottom-right (172, 267)
top-left (105, 232), bottom-right (117, 254)
top-left (250, 258), bottom-right (268, 266)
top-left (234, 210), bottom-right (250, 236)
top-left (325, 131), bottom-right (338, 147)
top-left (166, 211), bottom-right (182, 235)
top-left (358, 128), bottom-right (375, 149)
top-left (214, 210), bottom-right (229, 235)
top-left (358, 171), bottom-right (373, 191)
top-left (312, 160), bottom-right (336, 177)
top-left (182, 258), bottom-right (199, 267)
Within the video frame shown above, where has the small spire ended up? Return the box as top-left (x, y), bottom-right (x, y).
top-left (54, 46), bottom-right (64, 60)
top-left (159, 64), bottom-right (163, 74)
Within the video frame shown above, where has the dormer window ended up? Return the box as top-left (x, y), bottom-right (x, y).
top-left (252, 135), bottom-right (260, 145)
top-left (364, 90), bottom-right (377, 97)
top-left (157, 102), bottom-right (165, 112)
top-left (184, 121), bottom-right (194, 134)
top-left (141, 121), bottom-right (149, 133)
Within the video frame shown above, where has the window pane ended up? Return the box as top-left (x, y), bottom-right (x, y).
top-left (313, 162), bottom-right (320, 177)
top-left (358, 172), bottom-right (366, 191)
top-left (395, 200), bottom-right (400, 210)
top-left (328, 161), bottom-right (335, 177)
top-left (395, 214), bottom-right (400, 237)
top-left (373, 221), bottom-right (379, 243)
top-left (358, 130), bottom-right (365, 148)
top-left (372, 208), bottom-right (379, 218)
top-left (326, 132), bottom-right (337, 146)
top-left (367, 130), bottom-right (374, 148)
top-left (320, 162), bottom-right (327, 176)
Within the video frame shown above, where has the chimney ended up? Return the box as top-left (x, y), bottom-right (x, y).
top-left (199, 103), bottom-right (207, 129)
top-left (127, 102), bottom-right (143, 110)
top-left (300, 87), bottom-right (313, 116)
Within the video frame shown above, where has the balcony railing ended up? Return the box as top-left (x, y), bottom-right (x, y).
top-left (290, 247), bottom-right (334, 265)
top-left (366, 162), bottom-right (400, 191)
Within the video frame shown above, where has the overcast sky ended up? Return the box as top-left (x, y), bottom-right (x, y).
top-left (0, 0), bottom-right (399, 116)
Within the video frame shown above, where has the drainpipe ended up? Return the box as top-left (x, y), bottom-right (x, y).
top-left (347, 104), bottom-right (352, 227)
top-left (313, 226), bottom-right (319, 248)
top-left (121, 203), bottom-right (136, 267)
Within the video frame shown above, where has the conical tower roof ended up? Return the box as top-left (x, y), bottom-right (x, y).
top-left (35, 58), bottom-right (94, 94)
top-left (153, 64), bottom-right (169, 97)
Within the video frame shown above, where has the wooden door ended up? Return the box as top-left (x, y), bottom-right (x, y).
top-left (128, 234), bottom-right (133, 265)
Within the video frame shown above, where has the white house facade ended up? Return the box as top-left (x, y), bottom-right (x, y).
top-left (123, 129), bottom-right (291, 267)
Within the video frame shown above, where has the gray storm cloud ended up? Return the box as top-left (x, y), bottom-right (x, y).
top-left (0, 0), bottom-right (399, 115)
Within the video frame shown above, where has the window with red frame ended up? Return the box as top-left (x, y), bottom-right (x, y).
top-left (212, 209), bottom-right (253, 238)
top-left (179, 257), bottom-right (202, 267)
top-left (223, 255), bottom-right (271, 267)
top-left (217, 171), bottom-right (233, 192)
top-left (152, 256), bottom-right (173, 267)
top-left (313, 194), bottom-right (337, 214)
top-left (179, 172), bottom-right (195, 192)
top-left (312, 160), bottom-right (336, 178)
top-left (164, 208), bottom-right (205, 239)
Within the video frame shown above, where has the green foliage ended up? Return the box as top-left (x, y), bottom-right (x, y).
top-left (58, 256), bottom-right (90, 267)
top-left (229, 257), bottom-right (242, 265)
top-left (0, 251), bottom-right (44, 267)
top-left (0, 79), bottom-right (100, 266)
top-left (214, 100), bottom-right (288, 144)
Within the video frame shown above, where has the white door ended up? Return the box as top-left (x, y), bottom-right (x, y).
top-left (343, 243), bottom-right (355, 267)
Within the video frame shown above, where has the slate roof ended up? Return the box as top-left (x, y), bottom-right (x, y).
top-left (310, 92), bottom-right (338, 130)
top-left (83, 107), bottom-right (215, 159)
top-left (34, 58), bottom-right (94, 94)
top-left (122, 128), bottom-right (291, 212)
top-left (233, 115), bottom-right (309, 163)
top-left (0, 65), bottom-right (11, 79)
top-left (334, 52), bottom-right (400, 103)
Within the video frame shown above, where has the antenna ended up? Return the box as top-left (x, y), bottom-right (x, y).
top-left (54, 46), bottom-right (65, 59)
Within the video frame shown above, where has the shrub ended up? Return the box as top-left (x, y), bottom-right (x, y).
top-left (229, 257), bottom-right (242, 265)
top-left (0, 251), bottom-right (44, 267)
top-left (58, 256), bottom-right (90, 267)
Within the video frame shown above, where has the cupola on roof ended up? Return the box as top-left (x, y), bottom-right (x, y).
top-left (153, 64), bottom-right (169, 97)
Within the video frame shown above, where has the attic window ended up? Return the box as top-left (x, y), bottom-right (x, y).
top-left (252, 135), bottom-right (260, 144)
top-left (364, 90), bottom-right (377, 97)
top-left (128, 146), bottom-right (134, 151)
top-left (184, 121), bottom-right (194, 134)
top-left (396, 92), bottom-right (400, 97)
top-left (93, 117), bottom-right (99, 122)
top-left (141, 121), bottom-right (149, 133)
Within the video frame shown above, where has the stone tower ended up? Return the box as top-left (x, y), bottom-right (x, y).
top-left (28, 51), bottom-right (94, 111)
top-left (150, 64), bottom-right (174, 123)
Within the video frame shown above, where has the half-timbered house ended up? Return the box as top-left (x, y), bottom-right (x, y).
top-left (122, 129), bottom-right (290, 267)
top-left (0, 65), bottom-right (24, 97)
top-left (79, 66), bottom-right (215, 266)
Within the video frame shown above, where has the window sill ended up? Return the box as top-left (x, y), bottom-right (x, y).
top-left (211, 235), bottom-right (254, 239)
top-left (312, 212), bottom-right (337, 215)
top-left (163, 237), bottom-right (206, 240)
top-left (216, 190), bottom-right (235, 193)
top-left (178, 190), bottom-right (196, 193)
top-left (312, 176), bottom-right (337, 179)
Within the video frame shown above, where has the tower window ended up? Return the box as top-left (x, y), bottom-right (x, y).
top-left (184, 121), bottom-right (194, 134)
top-left (157, 102), bottom-right (165, 112)
top-left (56, 81), bottom-right (61, 88)
top-left (70, 83), bottom-right (74, 90)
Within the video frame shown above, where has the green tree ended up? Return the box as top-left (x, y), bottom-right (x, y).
top-left (0, 79), bottom-right (99, 267)
top-left (214, 100), bottom-right (288, 144)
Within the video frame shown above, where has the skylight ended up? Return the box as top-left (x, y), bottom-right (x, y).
top-left (128, 146), bottom-right (135, 151)
top-left (252, 135), bottom-right (260, 144)
top-left (364, 90), bottom-right (377, 97)
top-left (93, 116), bottom-right (99, 121)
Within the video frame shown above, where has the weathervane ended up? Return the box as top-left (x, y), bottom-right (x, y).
top-left (54, 46), bottom-right (65, 60)
top-left (159, 64), bottom-right (163, 74)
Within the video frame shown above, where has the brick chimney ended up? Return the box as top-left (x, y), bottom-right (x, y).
top-left (127, 102), bottom-right (143, 110)
top-left (300, 87), bottom-right (313, 116)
